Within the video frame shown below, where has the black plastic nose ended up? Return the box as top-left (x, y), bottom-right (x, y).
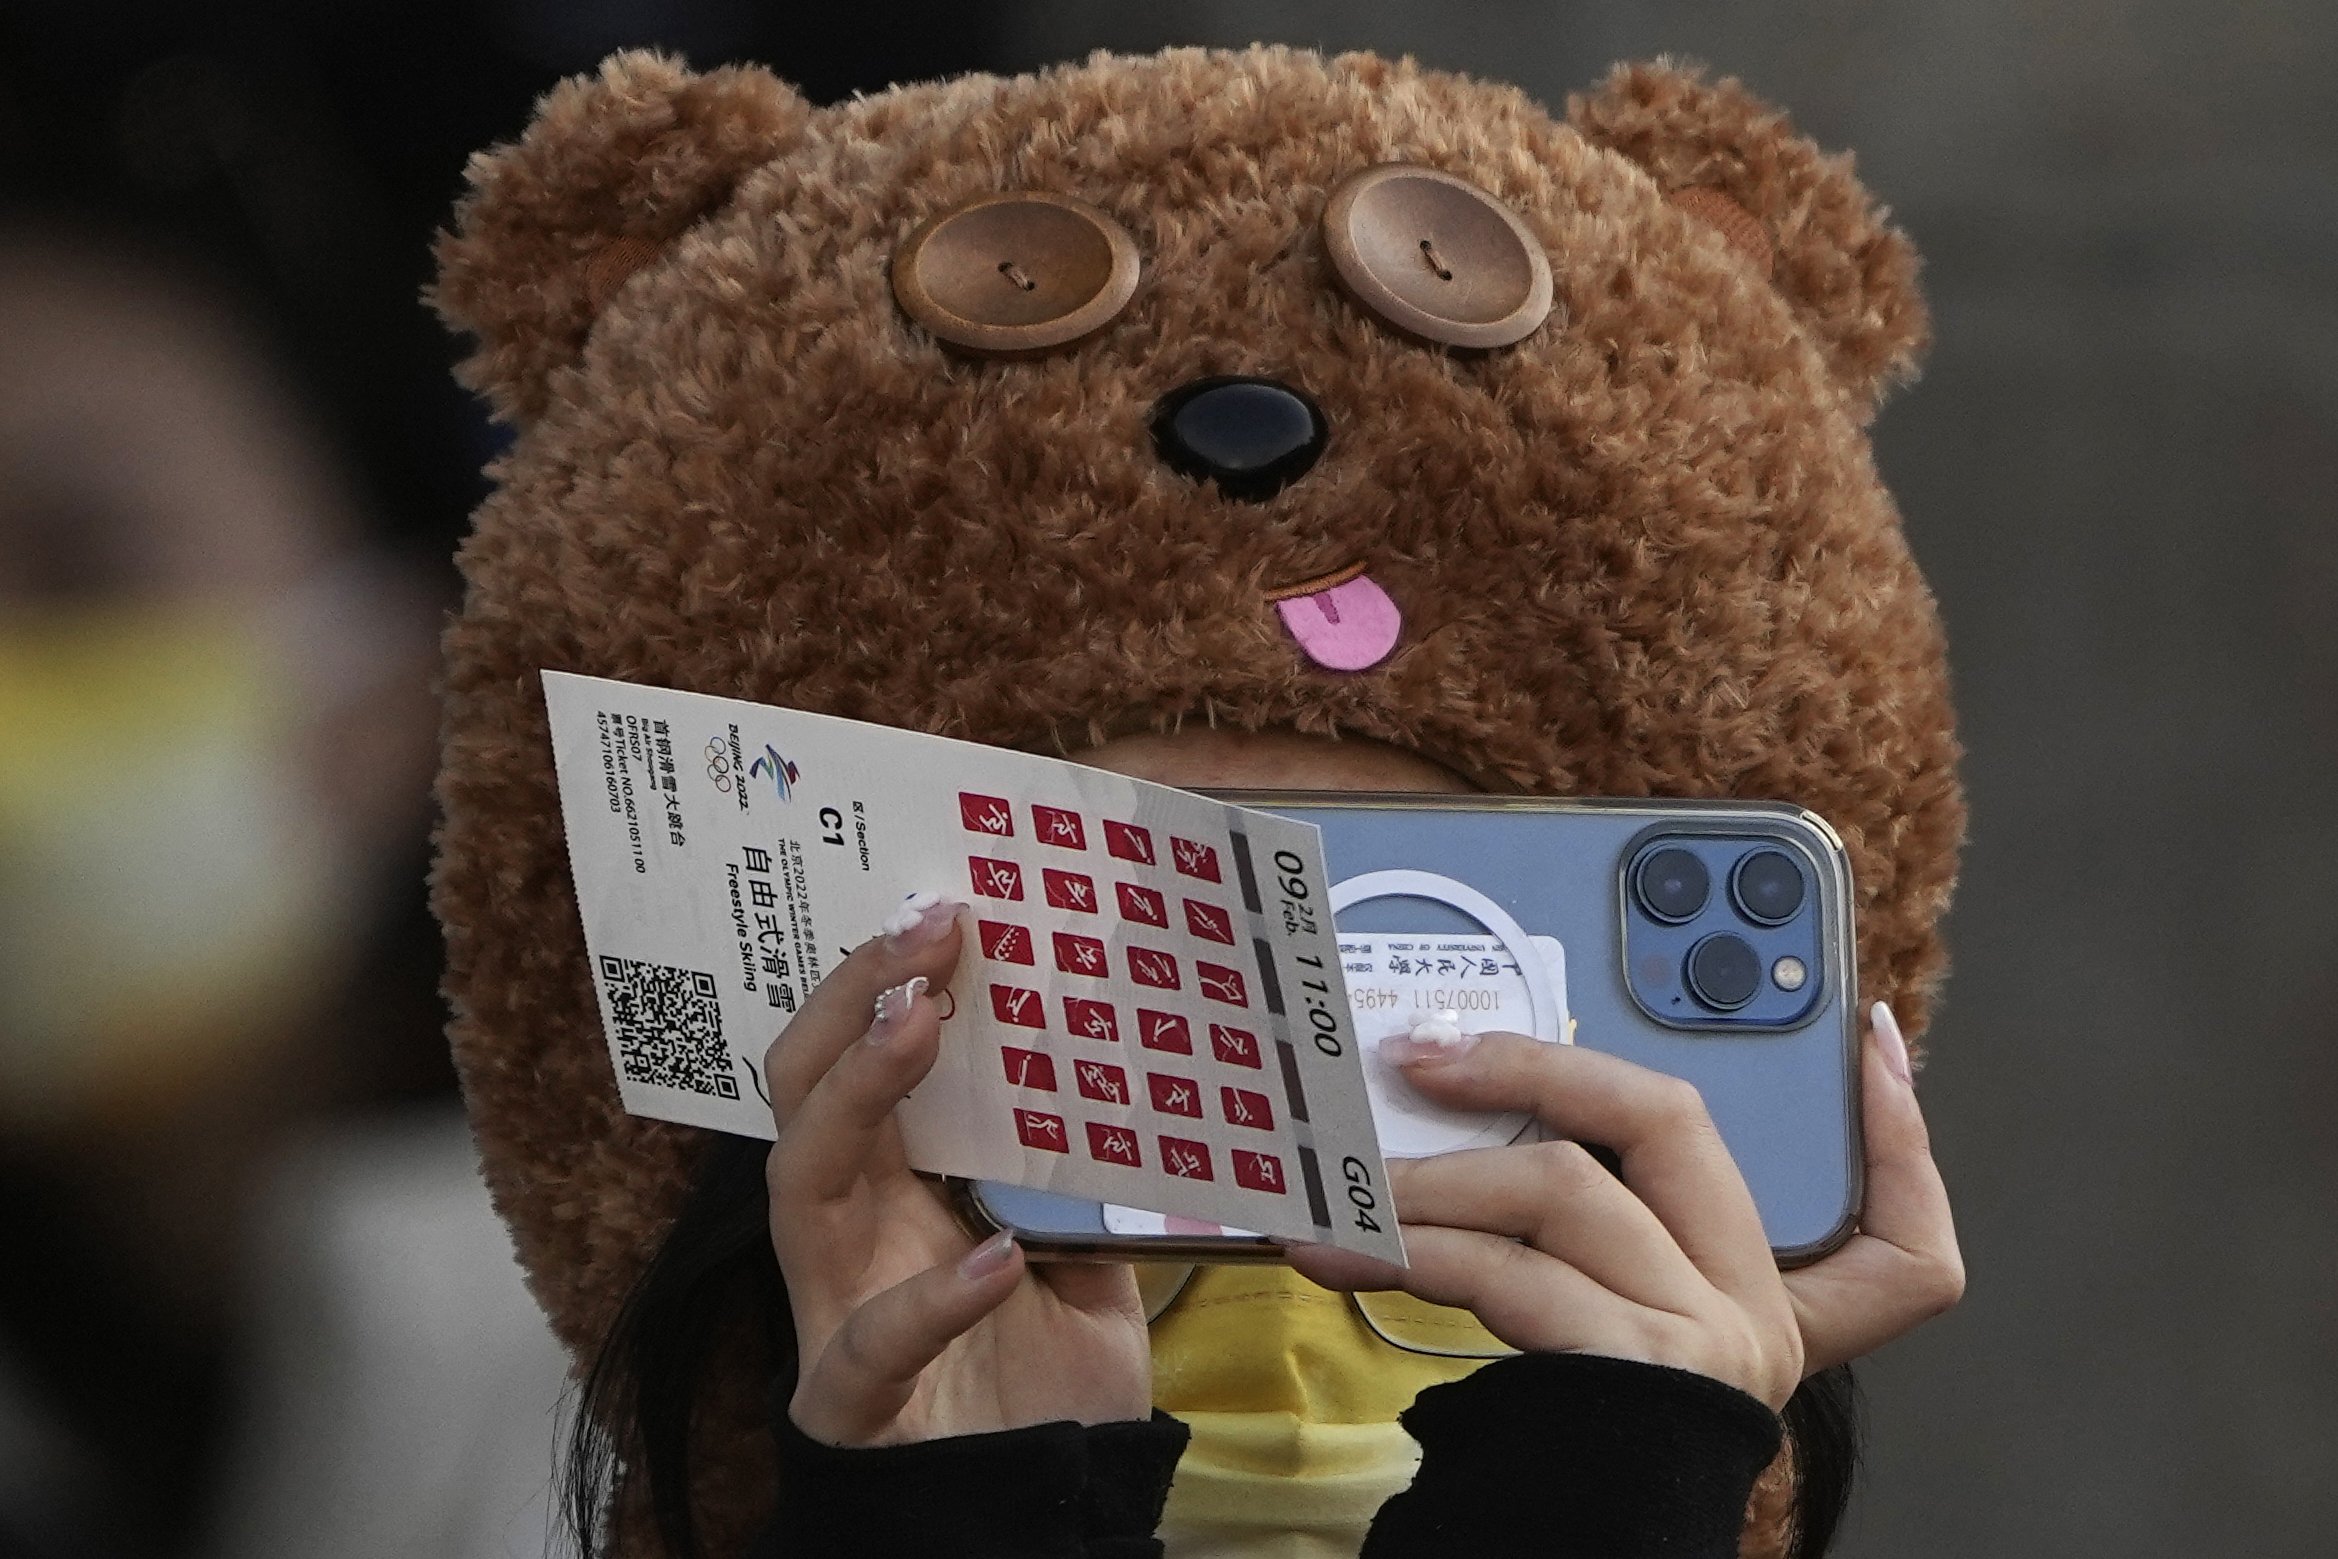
top-left (1151, 376), bottom-right (1328, 501)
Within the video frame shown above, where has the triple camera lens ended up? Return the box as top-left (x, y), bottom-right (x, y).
top-left (1626, 839), bottom-right (1816, 1020)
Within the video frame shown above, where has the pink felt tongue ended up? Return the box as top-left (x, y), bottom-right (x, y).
top-left (1276, 571), bottom-right (1402, 671)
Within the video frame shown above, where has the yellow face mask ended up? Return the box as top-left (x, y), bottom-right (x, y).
top-left (0, 607), bottom-right (352, 1130)
top-left (1140, 1263), bottom-right (1515, 1559)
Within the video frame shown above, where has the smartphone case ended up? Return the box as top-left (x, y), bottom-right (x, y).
top-left (962, 795), bottom-right (1863, 1267)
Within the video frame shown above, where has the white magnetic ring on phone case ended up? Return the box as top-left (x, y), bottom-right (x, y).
top-left (1327, 869), bottom-right (1568, 1158)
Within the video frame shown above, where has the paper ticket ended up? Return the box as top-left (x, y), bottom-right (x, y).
top-left (540, 671), bottom-right (1403, 1263)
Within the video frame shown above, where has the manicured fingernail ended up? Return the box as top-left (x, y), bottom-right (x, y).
top-left (1382, 1011), bottom-right (1479, 1066)
top-left (958, 1230), bottom-right (1016, 1279)
top-left (881, 892), bottom-right (959, 954)
top-left (869, 976), bottom-right (927, 1044)
top-left (1871, 1001), bottom-right (1913, 1085)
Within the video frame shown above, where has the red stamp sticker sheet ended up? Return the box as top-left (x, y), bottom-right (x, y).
top-left (541, 670), bottom-right (1401, 1263)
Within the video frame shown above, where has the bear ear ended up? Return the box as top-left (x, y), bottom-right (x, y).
top-left (1568, 60), bottom-right (1929, 418)
top-left (430, 50), bottom-right (811, 425)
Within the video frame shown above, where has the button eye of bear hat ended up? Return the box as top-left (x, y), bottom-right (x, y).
top-left (1322, 164), bottom-right (1554, 349)
top-left (892, 191), bottom-right (1141, 356)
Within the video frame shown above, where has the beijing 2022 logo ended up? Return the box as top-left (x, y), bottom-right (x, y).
top-left (749, 745), bottom-right (800, 801)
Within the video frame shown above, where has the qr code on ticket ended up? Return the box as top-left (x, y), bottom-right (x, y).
top-left (599, 955), bottom-right (739, 1100)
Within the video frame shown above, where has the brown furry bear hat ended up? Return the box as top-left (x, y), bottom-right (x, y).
top-left (432, 44), bottom-right (1961, 1557)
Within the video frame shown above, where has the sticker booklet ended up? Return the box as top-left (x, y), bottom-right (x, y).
top-left (541, 671), bottom-right (1403, 1263)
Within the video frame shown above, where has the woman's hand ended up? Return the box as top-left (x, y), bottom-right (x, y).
top-left (763, 895), bottom-right (1152, 1446)
top-left (1287, 1005), bottom-right (1962, 1408)
top-left (1781, 1003), bottom-right (1966, 1372)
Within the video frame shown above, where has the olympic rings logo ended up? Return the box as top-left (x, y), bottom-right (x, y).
top-left (705, 737), bottom-right (734, 792)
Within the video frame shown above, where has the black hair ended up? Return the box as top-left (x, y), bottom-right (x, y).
top-left (562, 1138), bottom-right (1863, 1559)
top-left (1781, 1361), bottom-right (1864, 1555)
top-left (562, 1135), bottom-right (788, 1559)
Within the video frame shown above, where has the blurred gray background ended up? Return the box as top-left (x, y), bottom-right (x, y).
top-left (4, 2), bottom-right (2330, 1556)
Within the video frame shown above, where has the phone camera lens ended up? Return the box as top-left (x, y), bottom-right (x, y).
top-left (1685, 933), bottom-right (1762, 1011)
top-left (1634, 847), bottom-right (1710, 923)
top-left (1730, 849), bottom-right (1806, 926)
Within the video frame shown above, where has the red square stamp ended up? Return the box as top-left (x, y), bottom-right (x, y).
top-left (1031, 804), bottom-right (1087, 851)
top-left (1221, 1086), bottom-right (1274, 1130)
top-left (959, 793), bottom-right (1014, 837)
top-left (1183, 899), bottom-right (1235, 945)
top-left (988, 984), bottom-right (1045, 1029)
top-left (1000, 1046), bottom-right (1056, 1090)
top-left (1210, 1024), bottom-right (1262, 1068)
top-left (1170, 837), bottom-right (1221, 882)
top-left (979, 920), bottom-right (1033, 965)
top-left (1160, 1136), bottom-right (1214, 1181)
top-left (1053, 931), bottom-right (1109, 978)
top-left (1147, 1072), bottom-right (1204, 1118)
top-left (969, 857), bottom-right (1023, 901)
top-left (1116, 882), bottom-right (1168, 927)
top-left (1042, 868), bottom-right (1098, 913)
top-left (1104, 820), bottom-right (1155, 865)
top-left (1232, 1149), bottom-right (1286, 1193)
top-left (1195, 962), bottom-right (1248, 1007)
top-left (1063, 996), bottom-right (1120, 1043)
top-left (1073, 1058), bottom-right (1129, 1105)
top-left (1126, 946), bottom-right (1181, 990)
top-left (1085, 1121), bottom-right (1142, 1167)
top-left (1015, 1108), bottom-right (1068, 1152)
top-left (1136, 1009), bottom-right (1191, 1053)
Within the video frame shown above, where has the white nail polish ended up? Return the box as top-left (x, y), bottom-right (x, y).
top-left (1408, 1010), bottom-right (1466, 1047)
top-left (869, 976), bottom-right (928, 1042)
top-left (1871, 1000), bottom-right (1913, 1085)
top-left (880, 890), bottom-right (942, 940)
top-left (1383, 1011), bottom-right (1478, 1065)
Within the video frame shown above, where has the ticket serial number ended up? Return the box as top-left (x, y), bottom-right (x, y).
top-left (1348, 987), bottom-right (1506, 1013)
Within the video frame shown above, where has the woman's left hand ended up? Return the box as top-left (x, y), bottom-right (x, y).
top-left (1286, 1005), bottom-right (1962, 1407)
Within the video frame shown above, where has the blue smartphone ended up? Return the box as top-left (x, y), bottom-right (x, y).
top-left (953, 794), bottom-right (1863, 1267)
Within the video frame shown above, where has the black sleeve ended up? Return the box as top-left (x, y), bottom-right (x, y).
top-left (1360, 1352), bottom-right (1783, 1559)
top-left (744, 1406), bottom-right (1189, 1559)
